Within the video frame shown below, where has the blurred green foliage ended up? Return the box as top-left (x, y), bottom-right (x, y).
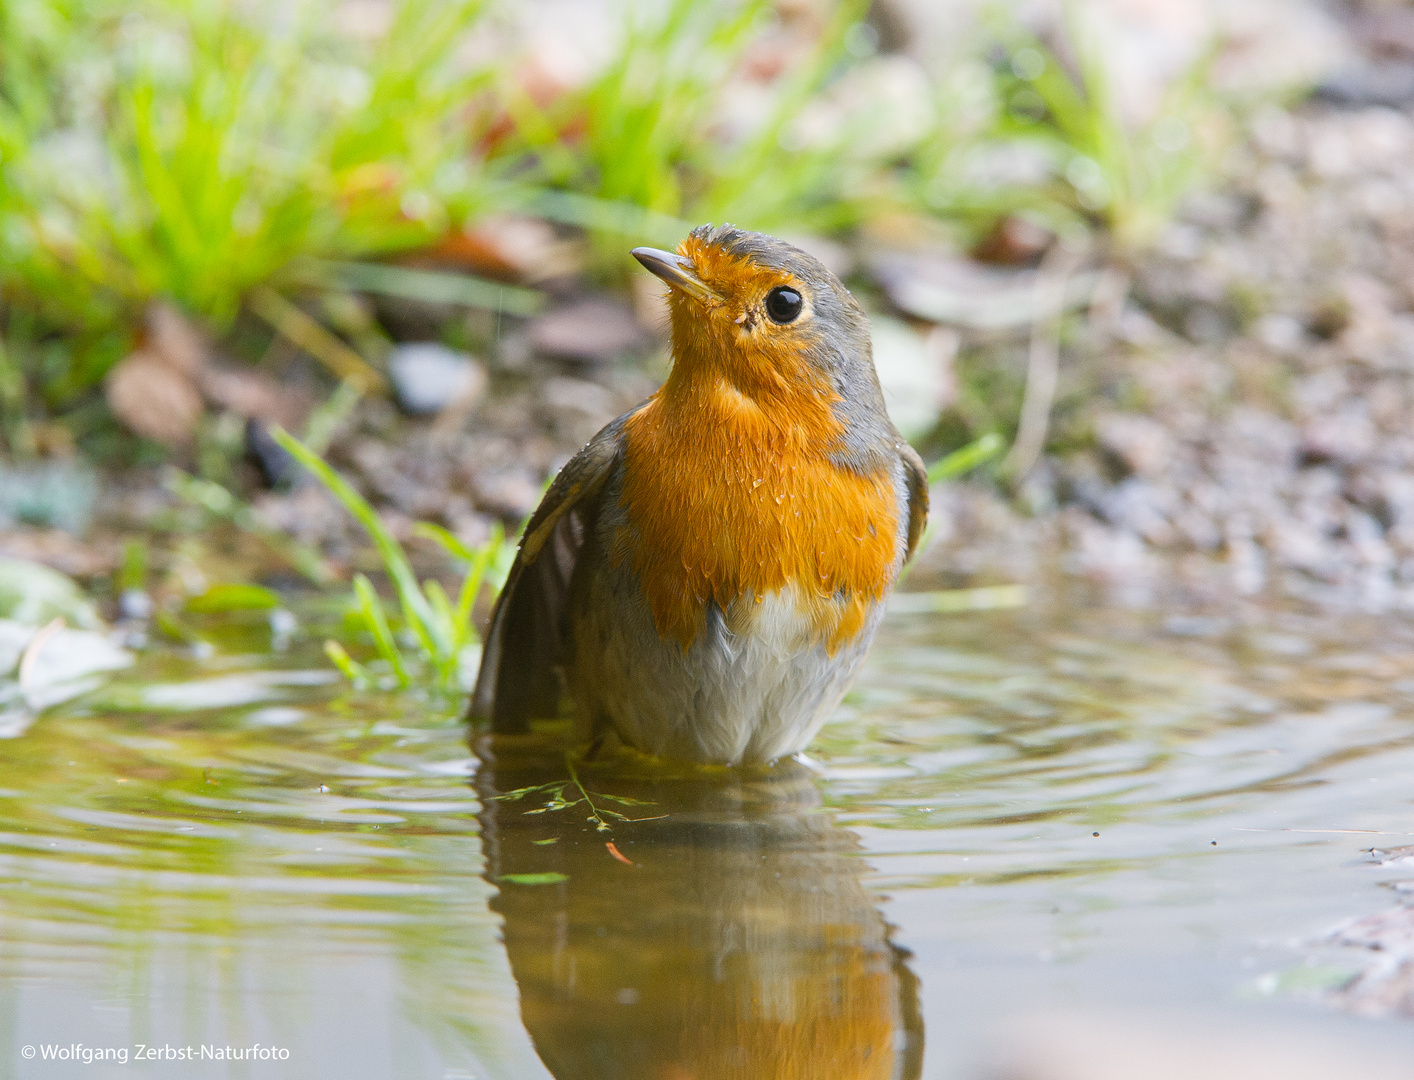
top-left (501, 0), bottom-right (774, 219)
top-left (987, 17), bottom-right (1225, 248)
top-left (0, 0), bottom-right (1234, 455)
top-left (0, 0), bottom-right (494, 425)
top-left (499, 0), bottom-right (889, 238)
top-left (909, 14), bottom-right (1226, 249)
top-left (0, 0), bottom-right (492, 325)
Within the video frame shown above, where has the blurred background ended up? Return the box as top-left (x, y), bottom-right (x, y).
top-left (0, 0), bottom-right (1406, 610)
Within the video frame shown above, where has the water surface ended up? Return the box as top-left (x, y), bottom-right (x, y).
top-left (3, 601), bottom-right (1413, 1077)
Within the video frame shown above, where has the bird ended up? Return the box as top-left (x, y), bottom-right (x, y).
top-left (469, 224), bottom-right (927, 765)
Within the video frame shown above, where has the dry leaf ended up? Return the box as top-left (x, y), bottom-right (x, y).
top-left (198, 365), bottom-right (310, 429)
top-left (105, 350), bottom-right (204, 446)
top-left (429, 215), bottom-right (585, 283)
top-left (146, 301), bottom-right (209, 375)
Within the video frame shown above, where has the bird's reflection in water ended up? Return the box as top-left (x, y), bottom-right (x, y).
top-left (473, 733), bottom-right (923, 1080)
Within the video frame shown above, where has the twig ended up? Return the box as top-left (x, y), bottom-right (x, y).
top-left (491, 753), bottom-right (666, 836)
top-left (1001, 242), bottom-right (1087, 480)
top-left (564, 751), bottom-right (616, 834)
top-left (249, 287), bottom-right (386, 393)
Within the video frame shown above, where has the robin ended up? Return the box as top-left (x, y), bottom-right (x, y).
top-left (470, 224), bottom-right (927, 765)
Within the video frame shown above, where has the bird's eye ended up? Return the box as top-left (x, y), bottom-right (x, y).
top-left (765, 286), bottom-right (803, 324)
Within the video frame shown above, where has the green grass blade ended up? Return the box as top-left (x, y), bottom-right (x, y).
top-left (499, 873), bottom-right (568, 886)
top-left (414, 522), bottom-right (479, 563)
top-left (303, 380), bottom-right (364, 456)
top-left (186, 584), bottom-right (281, 613)
top-left (118, 539), bottom-right (147, 593)
top-left (295, 260), bottom-right (543, 316)
top-left (927, 433), bottom-right (1004, 484)
top-left (324, 639), bottom-right (372, 686)
top-left (454, 533), bottom-right (501, 642)
top-left (417, 520), bottom-right (510, 648)
top-left (353, 573), bottom-right (408, 686)
top-left (271, 427), bottom-right (449, 657)
top-left (421, 578), bottom-right (461, 676)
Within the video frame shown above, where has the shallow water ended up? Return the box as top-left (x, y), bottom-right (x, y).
top-left (3, 602), bottom-right (1414, 1078)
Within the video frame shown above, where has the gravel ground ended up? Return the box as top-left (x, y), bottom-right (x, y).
top-left (14, 5), bottom-right (1414, 618)
top-left (1021, 96), bottom-right (1414, 612)
top-left (74, 88), bottom-right (1414, 614)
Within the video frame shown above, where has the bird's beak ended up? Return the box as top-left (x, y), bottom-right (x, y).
top-left (631, 247), bottom-right (719, 305)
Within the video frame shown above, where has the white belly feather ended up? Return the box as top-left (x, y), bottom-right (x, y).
top-left (571, 569), bottom-right (883, 764)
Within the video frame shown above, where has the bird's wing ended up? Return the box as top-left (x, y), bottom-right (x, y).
top-left (468, 409), bottom-right (634, 732)
top-left (899, 440), bottom-right (930, 563)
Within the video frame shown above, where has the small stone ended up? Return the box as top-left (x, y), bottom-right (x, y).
top-left (0, 462), bottom-right (98, 535)
top-left (387, 343), bottom-right (487, 416)
top-left (1301, 405), bottom-right (1377, 465)
top-left (1317, 62), bottom-right (1414, 108)
top-left (868, 248), bottom-right (1098, 330)
top-left (1162, 614), bottom-right (1228, 638)
top-left (971, 215), bottom-right (1054, 266)
top-left (118, 589), bottom-right (153, 621)
top-left (542, 376), bottom-right (620, 427)
top-left (1255, 313), bottom-right (1305, 352)
top-left (246, 419), bottom-right (296, 488)
top-left (473, 470), bottom-right (543, 520)
top-left (1095, 413), bottom-right (1174, 479)
top-left (268, 608), bottom-right (298, 637)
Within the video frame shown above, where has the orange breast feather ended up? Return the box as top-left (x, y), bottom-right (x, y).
top-left (619, 376), bottom-right (899, 652)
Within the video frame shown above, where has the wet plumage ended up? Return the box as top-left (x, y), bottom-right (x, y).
top-left (470, 224), bottom-right (927, 764)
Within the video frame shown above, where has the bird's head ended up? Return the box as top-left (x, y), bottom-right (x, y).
top-left (633, 225), bottom-right (887, 431)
